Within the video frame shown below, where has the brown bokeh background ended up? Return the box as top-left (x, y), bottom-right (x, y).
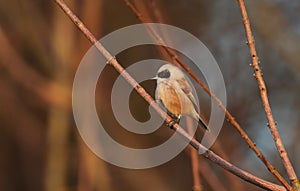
top-left (0, 1), bottom-right (299, 191)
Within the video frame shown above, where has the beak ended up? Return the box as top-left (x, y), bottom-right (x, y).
top-left (151, 76), bottom-right (158, 80)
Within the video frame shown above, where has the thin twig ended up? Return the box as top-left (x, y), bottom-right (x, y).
top-left (53, 0), bottom-right (287, 190)
top-left (132, 0), bottom-right (174, 65)
top-left (123, 0), bottom-right (292, 190)
top-left (236, 0), bottom-right (299, 190)
top-left (187, 118), bottom-right (202, 191)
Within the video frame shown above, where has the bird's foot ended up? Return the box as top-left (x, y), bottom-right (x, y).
top-left (166, 119), bottom-right (177, 129)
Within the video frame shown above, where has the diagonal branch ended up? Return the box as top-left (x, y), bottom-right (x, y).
top-left (53, 0), bottom-right (286, 190)
top-left (123, 0), bottom-right (292, 190)
top-left (236, 0), bottom-right (299, 190)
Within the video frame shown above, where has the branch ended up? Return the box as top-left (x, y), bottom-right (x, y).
top-left (236, 0), bottom-right (299, 190)
top-left (123, 0), bottom-right (291, 190)
top-left (53, 0), bottom-right (286, 190)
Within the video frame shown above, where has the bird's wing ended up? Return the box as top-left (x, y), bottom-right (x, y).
top-left (176, 78), bottom-right (198, 111)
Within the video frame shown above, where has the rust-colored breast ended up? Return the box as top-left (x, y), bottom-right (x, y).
top-left (157, 83), bottom-right (181, 117)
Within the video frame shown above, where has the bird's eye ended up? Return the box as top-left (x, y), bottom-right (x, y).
top-left (158, 69), bottom-right (170, 78)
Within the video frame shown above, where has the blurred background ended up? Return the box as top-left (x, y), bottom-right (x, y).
top-left (0, 0), bottom-right (299, 191)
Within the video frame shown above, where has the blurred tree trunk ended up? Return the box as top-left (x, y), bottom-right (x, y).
top-left (44, 3), bottom-right (75, 191)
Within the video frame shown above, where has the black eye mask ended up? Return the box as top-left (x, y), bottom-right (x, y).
top-left (157, 69), bottom-right (170, 78)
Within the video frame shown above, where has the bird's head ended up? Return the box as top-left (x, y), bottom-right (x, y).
top-left (154, 64), bottom-right (185, 82)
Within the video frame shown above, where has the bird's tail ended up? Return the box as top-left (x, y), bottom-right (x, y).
top-left (192, 111), bottom-right (208, 131)
top-left (198, 117), bottom-right (208, 131)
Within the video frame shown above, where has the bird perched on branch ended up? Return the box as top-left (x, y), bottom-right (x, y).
top-left (153, 64), bottom-right (208, 130)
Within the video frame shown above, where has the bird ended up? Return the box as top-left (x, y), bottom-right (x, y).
top-left (153, 64), bottom-right (208, 130)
